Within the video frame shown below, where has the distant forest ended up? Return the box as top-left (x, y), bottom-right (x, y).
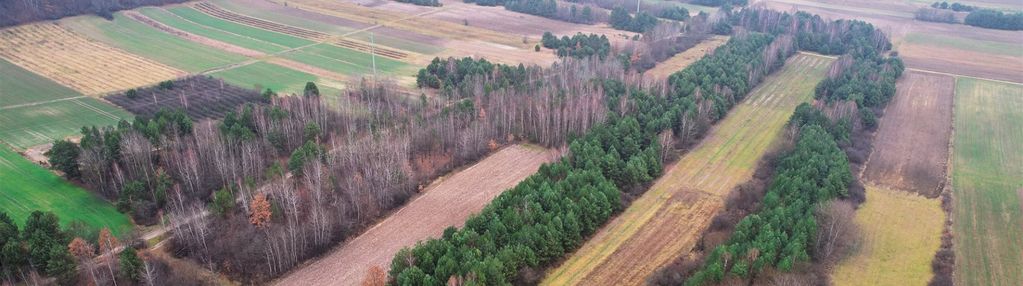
top-left (0, 0), bottom-right (186, 27)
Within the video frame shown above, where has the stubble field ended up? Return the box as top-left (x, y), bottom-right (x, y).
top-left (543, 54), bottom-right (833, 285)
top-left (0, 23), bottom-right (183, 95)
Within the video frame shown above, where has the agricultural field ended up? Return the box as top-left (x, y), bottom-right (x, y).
top-left (831, 185), bottom-right (944, 286)
top-left (265, 0), bottom-right (558, 66)
top-left (277, 145), bottom-right (554, 285)
top-left (105, 76), bottom-right (265, 120)
top-left (0, 145), bottom-right (133, 237)
top-left (862, 71), bottom-right (955, 197)
top-left (760, 0), bottom-right (1023, 83)
top-left (167, 5), bottom-right (314, 49)
top-left (0, 22), bottom-right (182, 95)
top-left (210, 61), bottom-right (341, 96)
top-left (951, 78), bottom-right (1023, 286)
top-left (0, 59), bottom-right (130, 149)
top-left (543, 54), bottom-right (833, 285)
top-left (279, 43), bottom-right (413, 77)
top-left (643, 36), bottom-right (729, 80)
top-left (61, 12), bottom-right (250, 73)
top-left (137, 7), bottom-right (288, 54)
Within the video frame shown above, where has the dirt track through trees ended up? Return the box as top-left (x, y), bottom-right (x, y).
top-left (275, 145), bottom-right (553, 285)
top-left (542, 54), bottom-right (832, 286)
top-left (862, 71), bottom-right (954, 197)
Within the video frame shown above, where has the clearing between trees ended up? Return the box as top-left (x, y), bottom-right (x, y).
top-left (861, 71), bottom-right (955, 197)
top-left (830, 185), bottom-right (944, 285)
top-left (542, 53), bottom-right (833, 286)
top-left (275, 145), bottom-right (554, 285)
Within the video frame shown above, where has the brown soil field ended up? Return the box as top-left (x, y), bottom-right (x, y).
top-left (643, 35), bottom-right (729, 80)
top-left (0, 23), bottom-right (183, 95)
top-left (760, 0), bottom-right (1023, 83)
top-left (862, 71), bottom-right (955, 198)
top-left (275, 145), bottom-right (555, 286)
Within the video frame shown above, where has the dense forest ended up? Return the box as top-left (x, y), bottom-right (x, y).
top-left (415, 57), bottom-right (532, 96)
top-left (610, 7), bottom-right (660, 33)
top-left (541, 32), bottom-right (612, 59)
top-left (0, 0), bottom-right (186, 27)
top-left (915, 8), bottom-right (957, 24)
top-left (964, 9), bottom-right (1023, 30)
top-left (389, 30), bottom-right (796, 284)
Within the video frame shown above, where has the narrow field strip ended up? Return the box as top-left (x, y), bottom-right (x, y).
top-left (138, 7), bottom-right (287, 54)
top-left (190, 1), bottom-right (412, 60)
top-left (542, 54), bottom-right (832, 286)
top-left (952, 78), bottom-right (1023, 286)
top-left (0, 98), bottom-right (130, 149)
top-left (167, 6), bottom-right (314, 48)
top-left (61, 13), bottom-right (248, 73)
top-left (0, 23), bottom-right (182, 95)
top-left (832, 185), bottom-right (944, 286)
top-left (276, 145), bottom-right (554, 285)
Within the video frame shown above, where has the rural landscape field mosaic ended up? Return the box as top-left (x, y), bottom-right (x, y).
top-left (0, 0), bottom-right (1020, 285)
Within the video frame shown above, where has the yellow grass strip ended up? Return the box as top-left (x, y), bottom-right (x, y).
top-left (542, 53), bottom-right (833, 285)
top-left (832, 185), bottom-right (944, 286)
top-left (0, 23), bottom-right (182, 95)
top-left (644, 35), bottom-right (729, 80)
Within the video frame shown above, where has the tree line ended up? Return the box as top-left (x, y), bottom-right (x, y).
top-left (0, 0), bottom-right (187, 27)
top-left (964, 9), bottom-right (1023, 30)
top-left (541, 32), bottom-right (612, 59)
top-left (931, 1), bottom-right (977, 12)
top-left (415, 57), bottom-right (532, 96)
top-left (465, 0), bottom-right (599, 24)
top-left (395, 0), bottom-right (441, 7)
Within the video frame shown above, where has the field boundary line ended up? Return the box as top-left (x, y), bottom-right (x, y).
top-left (0, 96), bottom-right (88, 110)
top-left (907, 68), bottom-right (1023, 86)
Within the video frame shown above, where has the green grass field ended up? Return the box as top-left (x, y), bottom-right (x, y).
top-left (62, 13), bottom-right (247, 72)
top-left (167, 6), bottom-right (314, 49)
top-left (210, 61), bottom-right (341, 95)
top-left (904, 33), bottom-right (1023, 58)
top-left (281, 43), bottom-right (411, 76)
top-left (0, 59), bottom-right (81, 108)
top-left (0, 145), bottom-right (132, 237)
top-left (0, 59), bottom-right (131, 149)
top-left (952, 78), bottom-right (1023, 286)
top-left (209, 0), bottom-right (357, 35)
top-left (0, 98), bottom-right (131, 150)
top-left (139, 7), bottom-right (288, 54)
